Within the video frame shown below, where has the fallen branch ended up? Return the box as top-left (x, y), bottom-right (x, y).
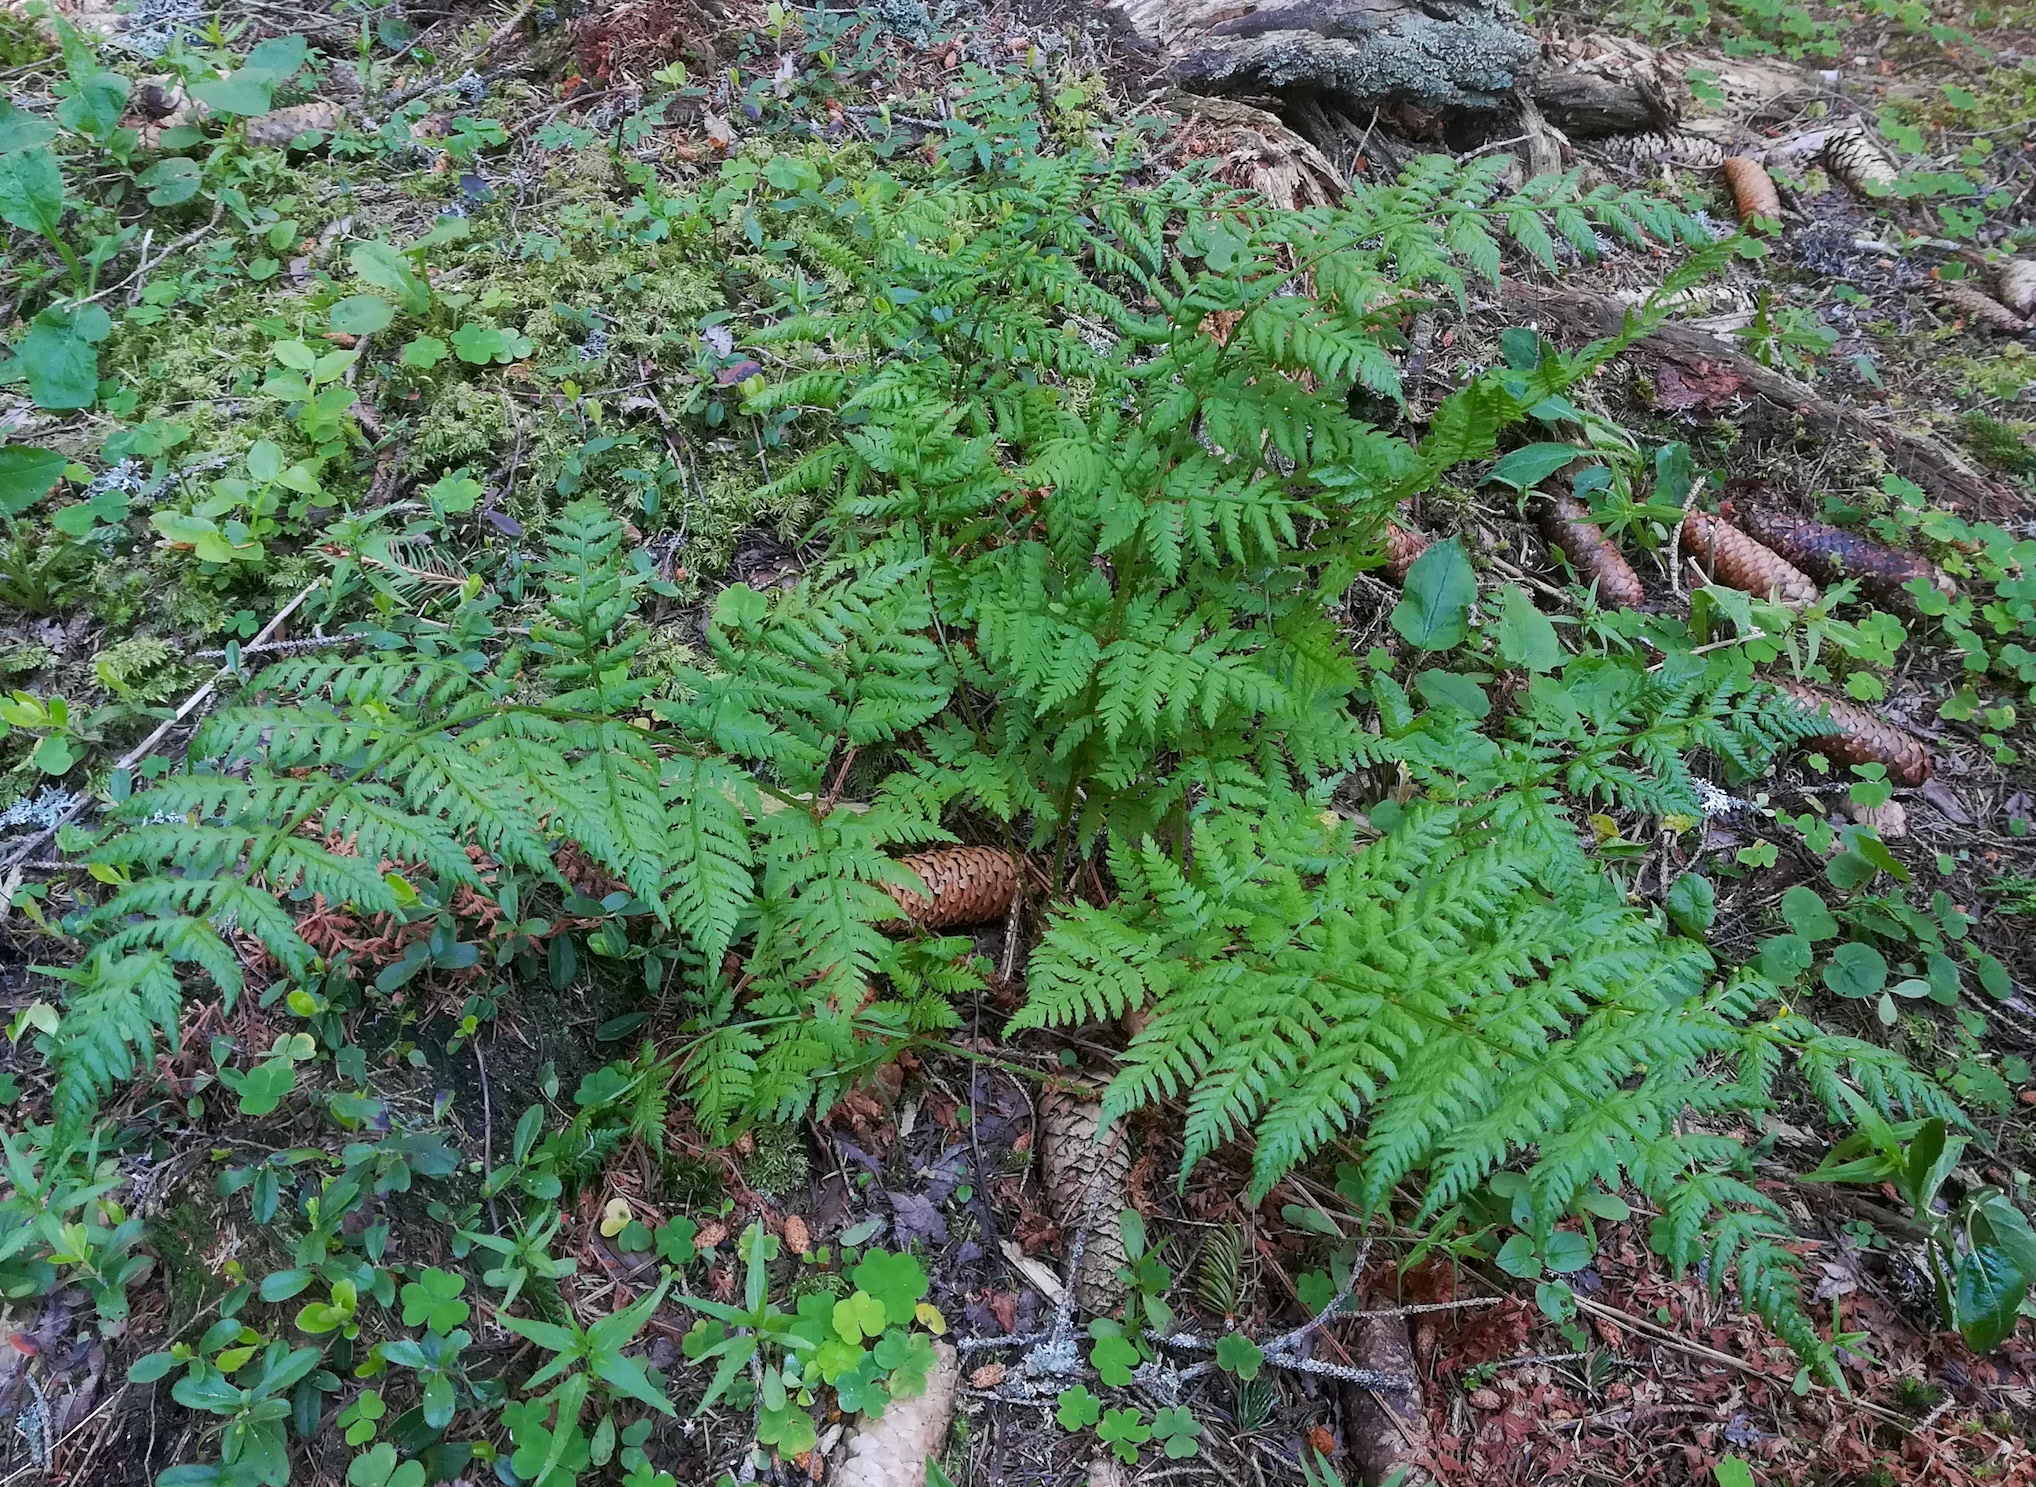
top-left (1501, 279), bottom-right (2019, 515)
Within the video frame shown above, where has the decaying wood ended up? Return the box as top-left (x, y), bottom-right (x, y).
top-left (831, 1340), bottom-right (959, 1487)
top-left (1535, 494), bottom-right (1646, 608)
top-left (1682, 509), bottom-right (1819, 605)
top-left (1110, 0), bottom-right (1537, 112)
top-left (884, 847), bottom-right (1020, 930)
top-left (1719, 155), bottom-right (1780, 226)
top-left (1160, 90), bottom-right (1345, 208)
top-left (1499, 278), bottom-right (2020, 516)
top-left (1937, 283), bottom-right (2031, 336)
top-left (1997, 260), bottom-right (2036, 319)
top-left (1772, 679), bottom-right (1932, 786)
top-left (1383, 521), bottom-right (1431, 585)
top-left (1528, 41), bottom-right (1678, 139)
top-left (1725, 505), bottom-right (1953, 603)
top-left (1040, 1091), bottom-right (1133, 1313)
top-left (1340, 1310), bottom-right (1434, 1485)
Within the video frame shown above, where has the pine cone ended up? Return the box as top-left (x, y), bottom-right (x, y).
top-left (1772, 679), bottom-right (1931, 786)
top-left (1726, 506), bottom-right (1953, 604)
top-left (1822, 127), bottom-right (1898, 196)
top-left (1681, 509), bottom-right (1818, 606)
top-left (1997, 260), bottom-right (2036, 319)
top-left (1537, 494), bottom-right (1646, 609)
top-left (883, 846), bottom-right (1019, 930)
top-left (244, 102), bottom-right (344, 150)
top-left (1937, 284), bottom-right (2030, 336)
top-left (1592, 130), bottom-right (1725, 168)
top-left (1719, 156), bottom-right (1780, 226)
top-left (1040, 1089), bottom-right (1132, 1312)
top-left (1383, 521), bottom-right (1431, 585)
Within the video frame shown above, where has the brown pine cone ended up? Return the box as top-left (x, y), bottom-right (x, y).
top-left (1937, 283), bottom-right (2031, 336)
top-left (883, 846), bottom-right (1019, 930)
top-left (1682, 510), bottom-right (1818, 606)
top-left (1726, 506), bottom-right (1953, 605)
top-left (1383, 521), bottom-right (1430, 585)
top-left (1040, 1089), bottom-right (1132, 1312)
top-left (1719, 156), bottom-right (1781, 226)
top-left (1536, 494), bottom-right (1646, 609)
top-left (1998, 260), bottom-right (2036, 319)
top-left (1822, 127), bottom-right (1898, 196)
top-left (1772, 679), bottom-right (1931, 786)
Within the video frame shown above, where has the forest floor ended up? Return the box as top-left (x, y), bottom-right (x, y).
top-left (3, 0), bottom-right (2036, 1483)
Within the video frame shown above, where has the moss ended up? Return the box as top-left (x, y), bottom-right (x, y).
top-left (0, 642), bottom-right (53, 677)
top-left (1962, 411), bottom-right (2036, 476)
top-left (92, 636), bottom-right (189, 702)
top-left (740, 1122), bottom-right (811, 1197)
top-left (407, 378), bottom-right (515, 474)
top-left (635, 621), bottom-right (703, 696)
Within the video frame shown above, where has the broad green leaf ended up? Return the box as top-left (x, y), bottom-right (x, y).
top-left (137, 157), bottom-right (201, 207)
top-left (192, 71), bottom-right (279, 117)
top-left (1713, 1458), bottom-right (1756, 1487)
top-left (350, 242), bottom-right (431, 314)
top-left (1391, 538), bottom-right (1476, 651)
top-left (0, 147), bottom-right (64, 237)
top-left (1779, 886), bottom-right (1837, 941)
top-left (1413, 669), bottom-right (1489, 718)
top-left (1822, 941), bottom-right (1887, 1000)
top-left (1542, 1230), bottom-right (1591, 1273)
top-left (330, 295), bottom-right (396, 335)
top-left (1972, 1193), bottom-right (2036, 1282)
top-left (1756, 933), bottom-right (1811, 982)
top-left (1492, 583), bottom-right (1562, 671)
top-left (0, 99), bottom-right (58, 154)
top-left (18, 304), bottom-right (111, 411)
top-left (0, 445), bottom-right (65, 516)
top-left (1213, 1334), bottom-right (1262, 1380)
top-left (1954, 1246), bottom-right (2028, 1353)
top-left (1665, 873), bottom-right (1715, 936)
top-left (1485, 442), bottom-right (1582, 492)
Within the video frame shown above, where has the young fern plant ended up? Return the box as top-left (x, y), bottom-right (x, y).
top-left (51, 506), bottom-right (967, 1145)
top-left (30, 76), bottom-right (1963, 1386)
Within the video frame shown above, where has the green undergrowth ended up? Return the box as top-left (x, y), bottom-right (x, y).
top-left (2, 14), bottom-right (2035, 1487)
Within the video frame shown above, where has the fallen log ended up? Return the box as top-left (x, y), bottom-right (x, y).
top-left (1110, 0), bottom-right (1538, 113)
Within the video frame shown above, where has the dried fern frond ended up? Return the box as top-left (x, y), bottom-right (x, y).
top-left (883, 846), bottom-right (1020, 929)
top-left (1682, 509), bottom-right (1818, 606)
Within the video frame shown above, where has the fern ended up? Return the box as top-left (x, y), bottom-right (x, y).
top-left (33, 76), bottom-right (1952, 1385)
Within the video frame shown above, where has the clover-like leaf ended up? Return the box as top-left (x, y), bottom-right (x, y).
top-left (850, 1249), bottom-right (928, 1327)
top-left (1213, 1333), bottom-right (1263, 1381)
top-left (1150, 1406), bottom-right (1202, 1459)
top-left (833, 1290), bottom-right (888, 1343)
top-left (1055, 1384), bottom-right (1101, 1432)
